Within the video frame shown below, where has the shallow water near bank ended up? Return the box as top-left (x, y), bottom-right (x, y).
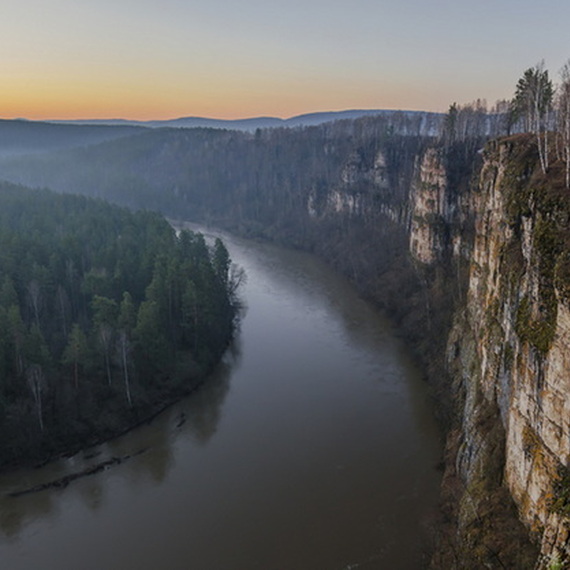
top-left (0, 226), bottom-right (442, 569)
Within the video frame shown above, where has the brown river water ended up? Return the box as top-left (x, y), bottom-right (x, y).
top-left (0, 226), bottom-right (442, 569)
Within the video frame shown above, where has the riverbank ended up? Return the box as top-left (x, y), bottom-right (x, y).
top-left (0, 187), bottom-right (239, 473)
top-left (0, 343), bottom-right (233, 473)
top-left (0, 225), bottom-right (442, 570)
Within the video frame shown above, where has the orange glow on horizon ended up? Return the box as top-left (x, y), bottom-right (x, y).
top-left (0, 88), bottom-right (451, 122)
top-left (0, 66), bottom-right (453, 122)
top-left (1, 0), bottom-right (565, 127)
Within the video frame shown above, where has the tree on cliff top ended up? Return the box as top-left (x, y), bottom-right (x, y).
top-left (512, 62), bottom-right (553, 173)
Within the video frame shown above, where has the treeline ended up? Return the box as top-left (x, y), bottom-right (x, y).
top-left (508, 60), bottom-right (570, 185)
top-left (0, 120), bottom-right (431, 236)
top-left (441, 60), bottom-right (570, 187)
top-left (0, 182), bottom-right (237, 466)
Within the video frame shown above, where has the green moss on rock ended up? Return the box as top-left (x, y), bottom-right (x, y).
top-left (549, 464), bottom-right (570, 518)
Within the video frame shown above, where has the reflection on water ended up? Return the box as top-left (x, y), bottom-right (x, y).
top-left (180, 343), bottom-right (240, 445)
top-left (0, 226), bottom-right (442, 570)
top-left (0, 341), bottom-right (237, 539)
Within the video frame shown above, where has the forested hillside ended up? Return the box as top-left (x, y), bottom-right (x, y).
top-left (0, 117), bottom-right (431, 230)
top-left (0, 182), bottom-right (237, 467)
top-left (0, 114), bottom-right (485, 356)
top-left (0, 114), bottom-right (482, 382)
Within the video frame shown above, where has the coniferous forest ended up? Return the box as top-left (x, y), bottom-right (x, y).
top-left (0, 181), bottom-right (237, 467)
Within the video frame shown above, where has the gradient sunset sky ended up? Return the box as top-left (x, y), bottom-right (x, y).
top-left (3, 0), bottom-right (570, 120)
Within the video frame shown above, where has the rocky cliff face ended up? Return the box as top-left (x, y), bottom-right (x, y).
top-left (409, 136), bottom-right (570, 568)
top-left (230, 131), bottom-right (569, 567)
top-left (307, 148), bottom-right (403, 223)
top-left (409, 148), bottom-right (450, 264)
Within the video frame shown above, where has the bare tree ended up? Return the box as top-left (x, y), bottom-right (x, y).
top-left (557, 61), bottom-right (570, 188)
top-left (229, 263), bottom-right (246, 296)
top-left (117, 330), bottom-right (132, 407)
top-left (512, 62), bottom-right (553, 173)
top-left (7, 305), bottom-right (25, 376)
top-left (26, 364), bottom-right (45, 431)
top-left (98, 324), bottom-right (114, 386)
top-left (490, 99), bottom-right (515, 137)
top-left (62, 323), bottom-right (88, 390)
top-left (56, 285), bottom-right (70, 337)
top-left (27, 280), bottom-right (42, 328)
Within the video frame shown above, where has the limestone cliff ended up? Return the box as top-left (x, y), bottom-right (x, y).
top-left (410, 136), bottom-right (570, 568)
top-left (307, 148), bottom-right (403, 222)
top-left (238, 132), bottom-right (570, 568)
top-left (409, 147), bottom-right (450, 264)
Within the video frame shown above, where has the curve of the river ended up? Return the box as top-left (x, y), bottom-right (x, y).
top-left (0, 226), bottom-right (442, 570)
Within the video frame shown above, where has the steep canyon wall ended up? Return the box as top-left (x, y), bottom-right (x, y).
top-left (406, 137), bottom-right (569, 568)
top-left (262, 132), bottom-right (570, 568)
top-left (1, 122), bottom-right (568, 567)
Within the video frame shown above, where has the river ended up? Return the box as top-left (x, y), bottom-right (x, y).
top-left (0, 227), bottom-right (442, 570)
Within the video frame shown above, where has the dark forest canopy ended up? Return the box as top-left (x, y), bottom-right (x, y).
top-left (0, 182), bottom-right (237, 467)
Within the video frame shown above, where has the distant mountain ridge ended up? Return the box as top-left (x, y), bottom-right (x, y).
top-left (0, 109), bottom-right (443, 157)
top-left (0, 119), bottom-right (145, 156)
top-left (52, 109), bottom-right (438, 131)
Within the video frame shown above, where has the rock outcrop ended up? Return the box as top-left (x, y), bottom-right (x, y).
top-left (308, 133), bottom-right (570, 567)
top-left (409, 136), bottom-right (569, 568)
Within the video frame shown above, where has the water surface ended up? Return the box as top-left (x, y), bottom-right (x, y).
top-left (0, 227), bottom-right (442, 569)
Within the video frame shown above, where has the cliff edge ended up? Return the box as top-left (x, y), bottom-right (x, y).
top-left (411, 136), bottom-right (569, 568)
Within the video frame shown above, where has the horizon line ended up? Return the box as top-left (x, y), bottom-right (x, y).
top-left (1, 107), bottom-right (444, 124)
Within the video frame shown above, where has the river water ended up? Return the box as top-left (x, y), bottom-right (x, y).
top-left (0, 227), bottom-right (442, 570)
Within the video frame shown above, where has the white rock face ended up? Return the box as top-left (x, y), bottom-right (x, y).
top-left (409, 148), bottom-right (448, 264)
top-left (327, 189), bottom-right (362, 215)
top-left (372, 151), bottom-right (390, 188)
top-left (448, 140), bottom-right (570, 566)
top-left (306, 150), bottom-right (398, 221)
top-left (305, 138), bottom-right (569, 564)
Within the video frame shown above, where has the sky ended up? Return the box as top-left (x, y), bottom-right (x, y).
top-left (2, 0), bottom-right (570, 120)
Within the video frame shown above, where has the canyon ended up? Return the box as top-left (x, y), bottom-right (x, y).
top-left (1, 117), bottom-right (569, 567)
